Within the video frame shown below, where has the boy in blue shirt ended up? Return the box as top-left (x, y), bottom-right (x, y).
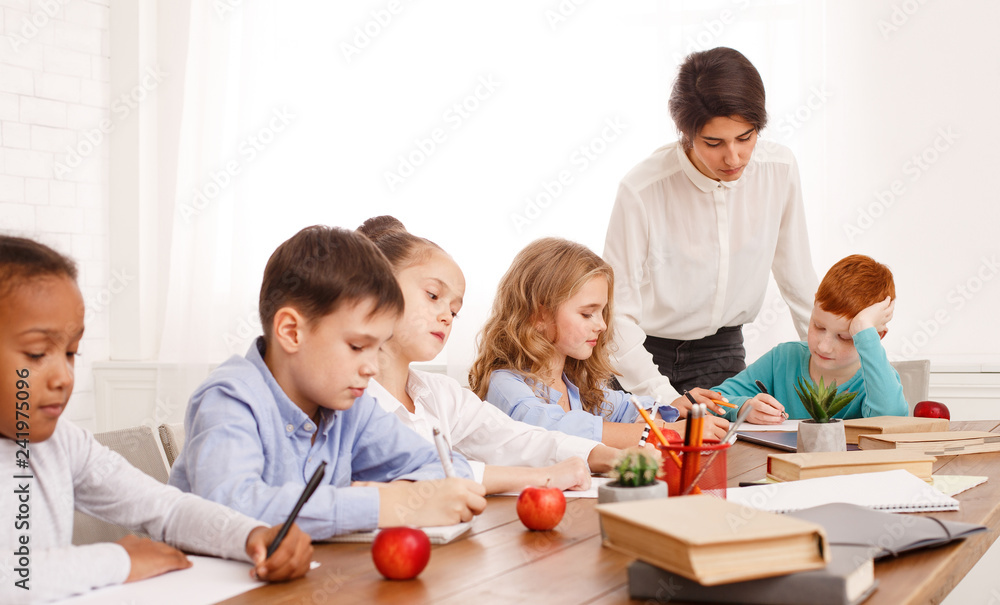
top-left (714, 254), bottom-right (907, 423)
top-left (169, 226), bottom-right (486, 539)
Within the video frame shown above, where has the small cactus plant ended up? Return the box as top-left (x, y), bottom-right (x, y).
top-left (795, 376), bottom-right (858, 423)
top-left (611, 447), bottom-right (661, 487)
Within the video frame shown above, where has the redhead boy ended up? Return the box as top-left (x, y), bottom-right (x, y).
top-left (169, 226), bottom-right (486, 539)
top-left (714, 254), bottom-right (907, 423)
top-left (0, 236), bottom-right (312, 604)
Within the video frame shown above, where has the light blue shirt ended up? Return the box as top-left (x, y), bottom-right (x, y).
top-left (714, 328), bottom-right (908, 421)
top-left (485, 370), bottom-right (679, 441)
top-left (169, 337), bottom-right (472, 539)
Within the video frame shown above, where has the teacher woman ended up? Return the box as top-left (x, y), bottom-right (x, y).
top-left (603, 47), bottom-right (818, 417)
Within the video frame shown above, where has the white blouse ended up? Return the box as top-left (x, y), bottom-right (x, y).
top-left (603, 140), bottom-right (818, 405)
top-left (368, 370), bottom-right (600, 484)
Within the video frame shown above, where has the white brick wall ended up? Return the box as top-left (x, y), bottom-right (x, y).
top-left (0, 0), bottom-right (111, 431)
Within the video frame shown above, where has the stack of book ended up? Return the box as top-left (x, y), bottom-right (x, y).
top-left (607, 495), bottom-right (988, 604)
top-left (843, 416), bottom-right (949, 445)
top-left (766, 450), bottom-right (936, 483)
top-left (597, 495), bottom-right (875, 605)
top-left (858, 430), bottom-right (1000, 455)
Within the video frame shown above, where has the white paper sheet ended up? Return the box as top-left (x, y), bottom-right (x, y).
top-left (495, 476), bottom-right (616, 498)
top-left (54, 555), bottom-right (268, 605)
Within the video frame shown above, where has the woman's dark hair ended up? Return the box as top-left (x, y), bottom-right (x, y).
top-left (0, 235), bottom-right (78, 301)
top-left (259, 225), bottom-right (403, 340)
top-left (668, 47), bottom-right (767, 148)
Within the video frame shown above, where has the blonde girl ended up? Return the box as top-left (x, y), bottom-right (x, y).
top-left (469, 238), bottom-right (728, 448)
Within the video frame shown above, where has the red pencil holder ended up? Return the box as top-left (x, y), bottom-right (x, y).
top-left (656, 440), bottom-right (729, 498)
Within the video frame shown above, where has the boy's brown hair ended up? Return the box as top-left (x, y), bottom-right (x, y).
top-left (259, 225), bottom-right (404, 340)
top-left (815, 254), bottom-right (895, 318)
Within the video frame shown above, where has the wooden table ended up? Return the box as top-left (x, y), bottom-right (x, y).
top-left (221, 420), bottom-right (1000, 605)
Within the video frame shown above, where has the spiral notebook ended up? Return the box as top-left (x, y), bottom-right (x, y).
top-left (726, 469), bottom-right (959, 513)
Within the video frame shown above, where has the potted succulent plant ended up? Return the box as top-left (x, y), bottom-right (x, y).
top-left (794, 376), bottom-right (858, 453)
top-left (597, 447), bottom-right (667, 504)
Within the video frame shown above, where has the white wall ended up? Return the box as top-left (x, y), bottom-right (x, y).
top-left (821, 1), bottom-right (1000, 368)
top-left (0, 0), bottom-right (110, 430)
top-left (4, 1), bottom-right (999, 427)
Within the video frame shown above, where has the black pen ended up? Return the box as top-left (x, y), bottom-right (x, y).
top-left (266, 461), bottom-right (327, 558)
top-left (755, 380), bottom-right (788, 420)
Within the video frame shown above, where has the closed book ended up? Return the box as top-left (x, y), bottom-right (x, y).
top-left (858, 430), bottom-right (1000, 455)
top-left (843, 416), bottom-right (949, 445)
top-left (596, 495), bottom-right (828, 586)
top-left (767, 450), bottom-right (935, 482)
top-left (628, 545), bottom-right (876, 605)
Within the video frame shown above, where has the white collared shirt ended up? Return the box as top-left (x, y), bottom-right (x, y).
top-left (368, 370), bottom-right (601, 484)
top-left (603, 140), bottom-right (818, 405)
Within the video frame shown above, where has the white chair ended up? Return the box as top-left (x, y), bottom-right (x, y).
top-left (72, 425), bottom-right (171, 545)
top-left (158, 422), bottom-right (186, 467)
top-left (890, 360), bottom-right (931, 415)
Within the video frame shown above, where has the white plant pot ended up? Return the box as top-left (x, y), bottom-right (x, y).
top-left (597, 480), bottom-right (668, 504)
top-left (797, 419), bottom-right (847, 453)
top-left (597, 481), bottom-right (668, 540)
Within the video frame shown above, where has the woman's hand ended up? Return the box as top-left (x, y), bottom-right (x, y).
top-left (671, 387), bottom-right (728, 416)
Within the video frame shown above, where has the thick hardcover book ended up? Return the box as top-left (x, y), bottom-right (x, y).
top-left (844, 416), bottom-right (949, 445)
top-left (596, 495), bottom-right (828, 586)
top-left (628, 545), bottom-right (876, 605)
top-left (767, 450), bottom-right (935, 482)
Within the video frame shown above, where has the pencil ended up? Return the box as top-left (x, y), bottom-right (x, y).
top-left (432, 427), bottom-right (457, 478)
top-left (711, 398), bottom-right (736, 409)
top-left (630, 397), bottom-right (682, 469)
top-left (681, 404), bottom-right (705, 494)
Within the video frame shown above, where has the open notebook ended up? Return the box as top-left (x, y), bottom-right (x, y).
top-left (320, 520), bottom-right (472, 545)
top-left (726, 469), bottom-right (959, 513)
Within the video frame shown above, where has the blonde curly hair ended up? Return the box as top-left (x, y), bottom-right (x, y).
top-left (468, 238), bottom-right (618, 416)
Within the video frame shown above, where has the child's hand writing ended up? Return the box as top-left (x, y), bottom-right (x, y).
top-left (117, 535), bottom-right (192, 583)
top-left (850, 296), bottom-right (894, 336)
top-left (245, 523), bottom-right (314, 581)
top-left (741, 395), bottom-right (786, 425)
top-left (378, 478), bottom-right (487, 527)
top-left (665, 416), bottom-right (729, 442)
top-left (546, 457), bottom-right (592, 491)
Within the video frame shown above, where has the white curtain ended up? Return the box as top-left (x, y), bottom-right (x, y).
top-left (157, 0), bottom-right (826, 372)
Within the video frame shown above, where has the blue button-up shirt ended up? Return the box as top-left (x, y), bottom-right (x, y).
top-left (485, 370), bottom-right (679, 442)
top-left (169, 338), bottom-right (472, 539)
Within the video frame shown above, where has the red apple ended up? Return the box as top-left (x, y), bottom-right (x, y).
top-left (914, 400), bottom-right (950, 420)
top-left (516, 485), bottom-right (566, 531)
top-left (647, 428), bottom-right (682, 447)
top-left (371, 526), bottom-right (431, 580)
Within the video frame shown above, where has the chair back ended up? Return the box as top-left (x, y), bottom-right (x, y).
top-left (158, 422), bottom-right (186, 467)
top-left (890, 360), bottom-right (931, 415)
top-left (72, 425), bottom-right (170, 545)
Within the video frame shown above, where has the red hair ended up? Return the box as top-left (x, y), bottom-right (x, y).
top-left (815, 254), bottom-right (895, 318)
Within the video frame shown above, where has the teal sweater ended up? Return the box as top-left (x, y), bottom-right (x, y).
top-left (714, 328), bottom-right (908, 421)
